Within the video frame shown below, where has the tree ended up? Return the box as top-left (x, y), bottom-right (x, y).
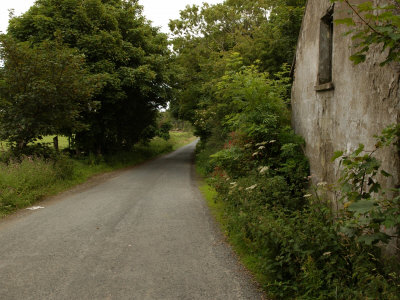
top-left (0, 36), bottom-right (101, 150)
top-left (7, 0), bottom-right (172, 153)
top-left (168, 0), bottom-right (306, 138)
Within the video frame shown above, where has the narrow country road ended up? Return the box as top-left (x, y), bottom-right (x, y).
top-left (0, 141), bottom-right (263, 300)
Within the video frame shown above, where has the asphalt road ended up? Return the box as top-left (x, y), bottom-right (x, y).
top-left (0, 141), bottom-right (263, 300)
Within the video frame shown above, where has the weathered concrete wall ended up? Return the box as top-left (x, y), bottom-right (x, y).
top-left (292, 0), bottom-right (400, 199)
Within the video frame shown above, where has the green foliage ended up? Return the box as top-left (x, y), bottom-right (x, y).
top-left (0, 36), bottom-right (101, 150)
top-left (199, 159), bottom-right (400, 299)
top-left (333, 0), bottom-right (400, 65)
top-left (195, 60), bottom-right (321, 297)
top-left (169, 0), bottom-right (306, 125)
top-left (154, 112), bottom-right (173, 141)
top-left (334, 125), bottom-right (400, 247)
top-left (0, 131), bottom-right (195, 217)
top-left (193, 37), bottom-right (399, 299)
top-left (200, 59), bottom-right (309, 208)
top-left (7, 0), bottom-right (172, 153)
top-left (189, 53), bottom-right (294, 143)
top-left (181, 0), bottom-right (400, 298)
top-left (327, 2), bottom-right (400, 295)
top-left (0, 155), bottom-right (73, 213)
top-left (157, 123), bottom-right (172, 141)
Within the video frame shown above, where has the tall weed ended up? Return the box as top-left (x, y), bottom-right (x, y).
top-left (204, 167), bottom-right (400, 298)
top-left (0, 156), bottom-right (61, 212)
top-left (0, 131), bottom-right (195, 216)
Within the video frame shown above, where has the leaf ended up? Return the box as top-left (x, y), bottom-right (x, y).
top-left (348, 199), bottom-right (376, 214)
top-left (381, 170), bottom-right (392, 177)
top-left (340, 226), bottom-right (356, 238)
top-left (357, 232), bottom-right (390, 245)
top-left (341, 182), bottom-right (353, 193)
top-left (357, 1), bottom-right (374, 12)
top-left (368, 177), bottom-right (374, 186)
top-left (331, 150), bottom-right (344, 161)
top-left (354, 144), bottom-right (365, 156)
top-left (369, 182), bottom-right (381, 194)
top-left (350, 54), bottom-right (366, 64)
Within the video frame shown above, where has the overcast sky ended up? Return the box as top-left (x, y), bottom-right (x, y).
top-left (0, 0), bottom-right (224, 34)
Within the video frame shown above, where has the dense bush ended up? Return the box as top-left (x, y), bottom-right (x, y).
top-left (201, 59), bottom-right (310, 212)
top-left (196, 55), bottom-right (400, 298)
top-left (5, 0), bottom-right (171, 154)
top-left (209, 170), bottom-right (400, 298)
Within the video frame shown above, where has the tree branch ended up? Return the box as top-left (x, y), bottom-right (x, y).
top-left (344, 0), bottom-right (384, 37)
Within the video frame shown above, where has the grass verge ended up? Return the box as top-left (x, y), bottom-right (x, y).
top-left (0, 131), bottom-right (196, 217)
top-left (197, 173), bottom-right (268, 288)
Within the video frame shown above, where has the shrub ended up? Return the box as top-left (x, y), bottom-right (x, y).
top-left (207, 174), bottom-right (400, 298)
top-left (195, 57), bottom-right (399, 298)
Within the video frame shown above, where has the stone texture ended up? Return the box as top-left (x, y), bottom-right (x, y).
top-left (291, 0), bottom-right (400, 200)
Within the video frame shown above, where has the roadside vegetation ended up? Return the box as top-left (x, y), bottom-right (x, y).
top-left (0, 1), bottom-right (195, 217)
top-left (171, 0), bottom-right (400, 298)
top-left (0, 130), bottom-right (195, 217)
top-left (1, 0), bottom-right (400, 298)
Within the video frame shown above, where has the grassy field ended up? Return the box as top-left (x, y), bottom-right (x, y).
top-left (0, 132), bottom-right (195, 152)
top-left (0, 131), bottom-right (196, 217)
top-left (39, 136), bottom-right (70, 149)
top-left (0, 136), bottom-right (70, 151)
top-left (168, 130), bottom-right (198, 150)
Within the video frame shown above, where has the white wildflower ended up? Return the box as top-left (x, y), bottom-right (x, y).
top-left (269, 140), bottom-right (276, 143)
top-left (303, 194), bottom-right (312, 198)
top-left (246, 184), bottom-right (258, 191)
top-left (259, 166), bottom-right (269, 174)
top-left (258, 146), bottom-right (266, 150)
top-left (252, 152), bottom-right (259, 157)
top-left (256, 141), bottom-right (268, 146)
top-left (323, 252), bottom-right (331, 256)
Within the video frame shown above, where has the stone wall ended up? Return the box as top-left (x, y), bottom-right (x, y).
top-left (291, 0), bottom-right (400, 201)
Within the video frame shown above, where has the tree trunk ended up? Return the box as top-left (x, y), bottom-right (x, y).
top-left (53, 136), bottom-right (59, 152)
top-left (18, 140), bottom-right (27, 150)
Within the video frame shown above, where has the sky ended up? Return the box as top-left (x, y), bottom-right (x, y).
top-left (0, 0), bottom-right (224, 34)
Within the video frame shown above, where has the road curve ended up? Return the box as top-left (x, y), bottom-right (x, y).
top-left (0, 141), bottom-right (264, 300)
